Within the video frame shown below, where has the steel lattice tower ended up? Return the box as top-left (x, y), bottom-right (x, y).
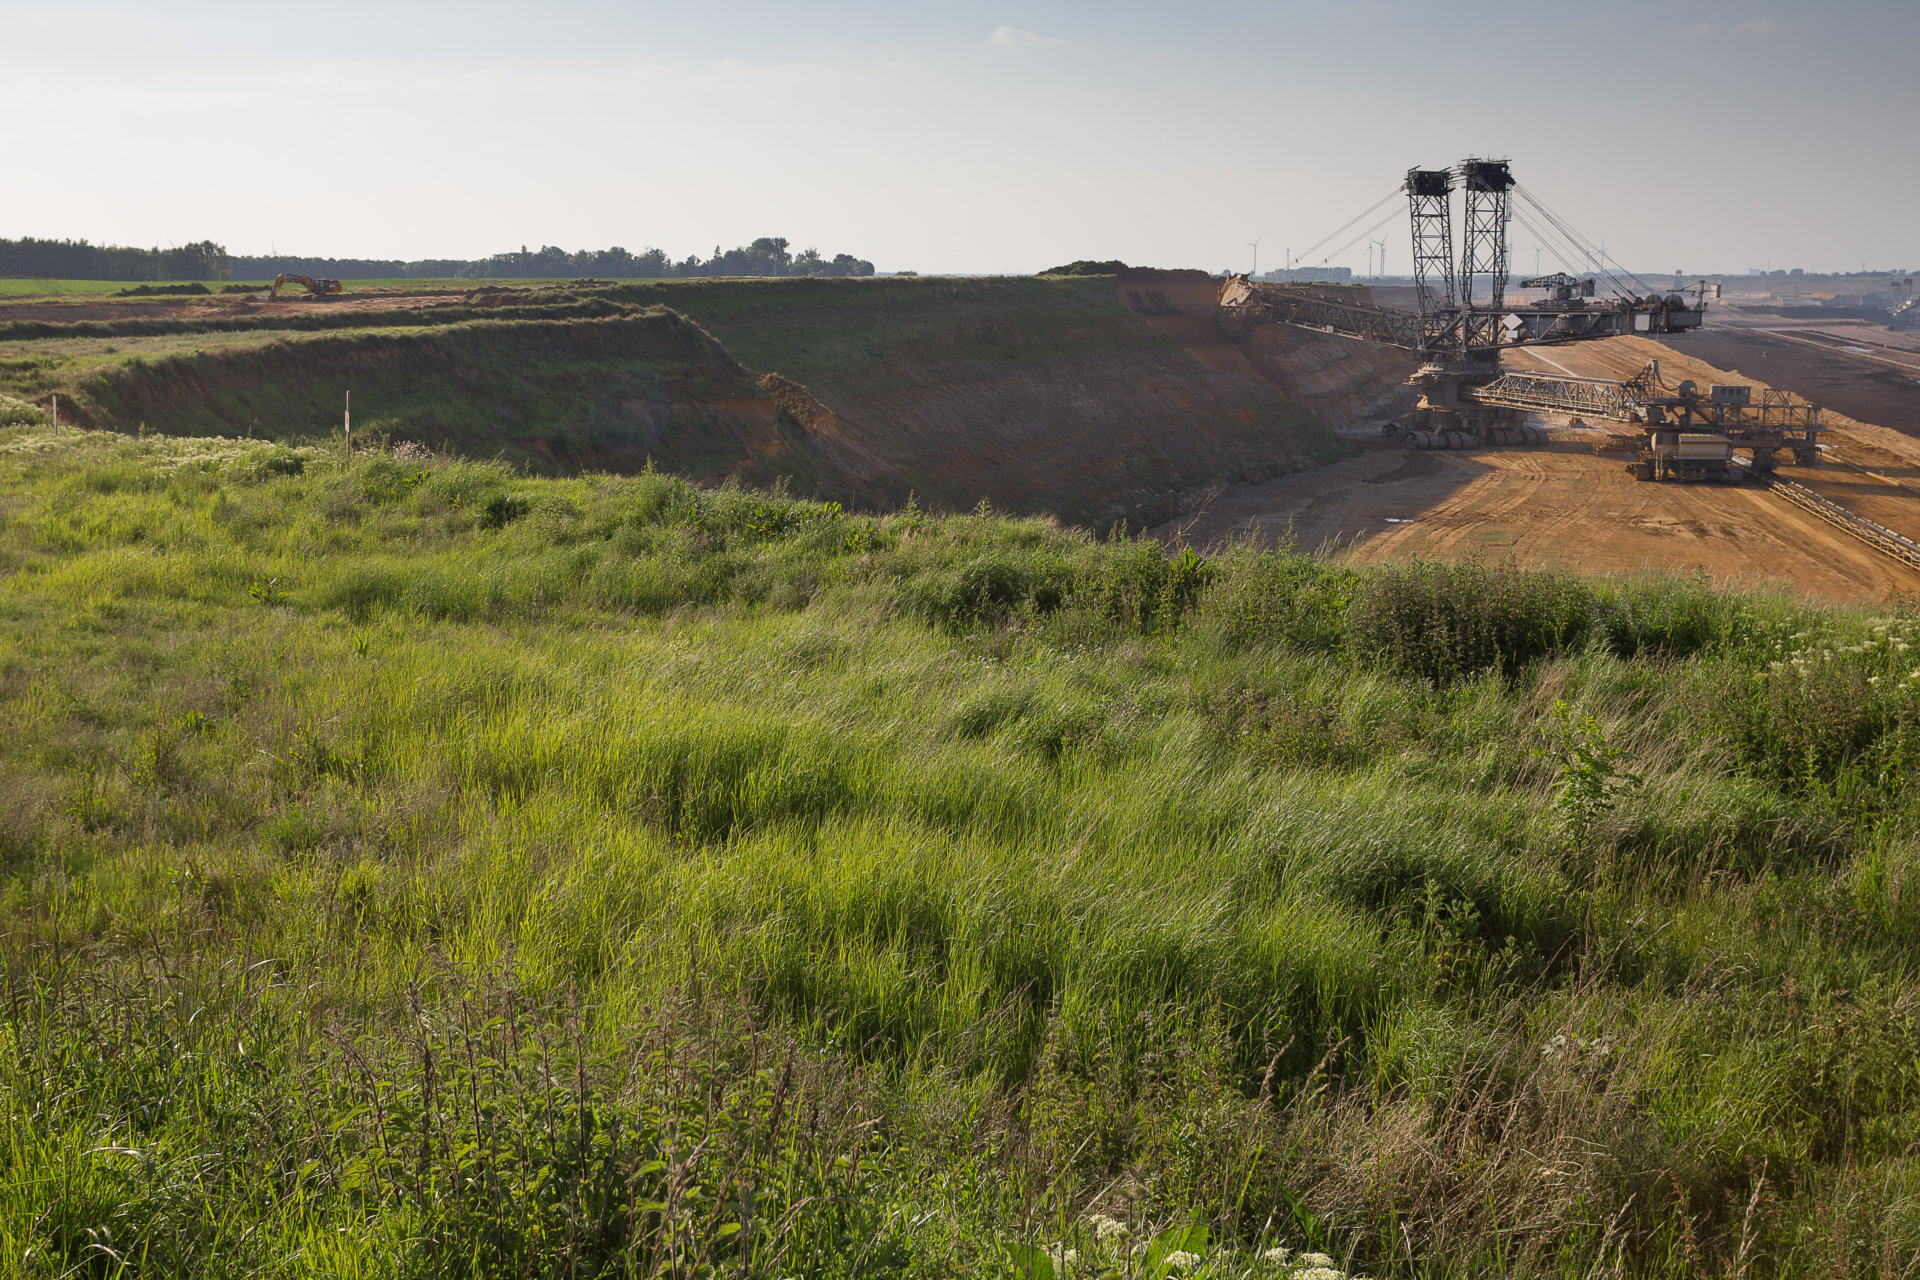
top-left (1405, 168), bottom-right (1456, 355)
top-left (1458, 158), bottom-right (1515, 352)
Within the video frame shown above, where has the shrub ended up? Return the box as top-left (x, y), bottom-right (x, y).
top-left (1593, 575), bottom-right (1735, 657)
top-left (1346, 559), bottom-right (1592, 683)
top-left (902, 547), bottom-right (1076, 628)
top-left (1196, 550), bottom-right (1353, 653)
top-left (1701, 656), bottom-right (1919, 801)
top-left (1074, 541), bottom-right (1212, 631)
top-left (478, 491), bottom-right (530, 528)
top-left (0, 395), bottom-right (50, 427)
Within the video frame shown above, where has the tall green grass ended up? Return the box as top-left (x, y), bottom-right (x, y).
top-left (3, 424), bottom-right (1919, 1276)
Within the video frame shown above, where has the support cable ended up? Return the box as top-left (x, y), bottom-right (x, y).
top-left (1303, 207), bottom-right (1406, 272)
top-left (1515, 185), bottom-right (1654, 297)
top-left (1514, 186), bottom-right (1637, 294)
top-left (1510, 208), bottom-right (1587, 279)
top-left (1514, 186), bottom-right (1619, 283)
top-left (1287, 187), bottom-right (1405, 272)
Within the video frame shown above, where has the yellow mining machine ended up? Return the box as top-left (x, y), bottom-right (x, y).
top-left (1214, 158), bottom-right (1819, 480)
top-left (269, 273), bottom-right (343, 300)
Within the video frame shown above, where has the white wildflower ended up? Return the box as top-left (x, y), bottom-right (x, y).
top-left (1049, 1245), bottom-right (1078, 1272)
top-left (1163, 1250), bottom-right (1202, 1272)
top-left (1302, 1254), bottom-right (1337, 1268)
top-left (1262, 1246), bottom-right (1291, 1264)
top-left (1297, 1269), bottom-right (1344, 1280)
top-left (1088, 1213), bottom-right (1129, 1242)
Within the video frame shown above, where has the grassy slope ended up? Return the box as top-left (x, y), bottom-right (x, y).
top-left (4, 422), bottom-right (1920, 1277)
top-left (0, 279), bottom-right (159, 296)
top-left (0, 279), bottom-right (561, 299)
top-left (0, 277), bottom-right (1348, 527)
top-left (63, 311), bottom-right (785, 481)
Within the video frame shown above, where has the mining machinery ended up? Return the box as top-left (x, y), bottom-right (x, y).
top-left (1469, 361), bottom-right (1822, 478)
top-left (269, 273), bottom-right (343, 299)
top-left (1214, 158), bottom-right (1819, 478)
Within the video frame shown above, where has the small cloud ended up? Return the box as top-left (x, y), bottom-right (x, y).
top-left (989, 25), bottom-right (1066, 48)
top-left (1734, 16), bottom-right (1779, 35)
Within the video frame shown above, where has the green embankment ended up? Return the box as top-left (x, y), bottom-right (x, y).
top-left (3, 422), bottom-right (1919, 1276)
top-left (62, 311), bottom-right (790, 483)
top-left (0, 276), bottom-right (1352, 527)
top-left (0, 279), bottom-right (138, 296)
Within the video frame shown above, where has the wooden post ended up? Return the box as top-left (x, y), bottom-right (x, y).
top-left (344, 389), bottom-right (351, 456)
top-left (51, 394), bottom-right (57, 428)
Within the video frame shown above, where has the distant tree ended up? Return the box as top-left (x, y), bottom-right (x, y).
top-left (1039, 260), bottom-right (1127, 276)
top-left (27, 236), bottom-right (879, 284)
top-left (0, 236), bottom-right (232, 281)
top-left (158, 240), bottom-right (230, 280)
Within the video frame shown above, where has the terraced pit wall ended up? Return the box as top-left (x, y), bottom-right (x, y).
top-left (7, 274), bottom-right (1416, 528)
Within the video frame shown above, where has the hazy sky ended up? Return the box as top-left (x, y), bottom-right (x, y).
top-left (4, 0), bottom-right (1914, 275)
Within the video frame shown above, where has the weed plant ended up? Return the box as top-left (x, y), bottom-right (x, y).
top-left (2, 424), bottom-right (1919, 1276)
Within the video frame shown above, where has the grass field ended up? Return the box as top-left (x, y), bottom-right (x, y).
top-left (0, 279), bottom-right (179, 296)
top-left (4, 415), bottom-right (1919, 1277)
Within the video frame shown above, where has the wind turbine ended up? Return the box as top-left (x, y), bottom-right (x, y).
top-left (1246, 237), bottom-right (1261, 278)
top-left (1373, 239), bottom-right (1388, 280)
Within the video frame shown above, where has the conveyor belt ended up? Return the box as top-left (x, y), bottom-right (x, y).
top-left (1757, 472), bottom-right (1920, 571)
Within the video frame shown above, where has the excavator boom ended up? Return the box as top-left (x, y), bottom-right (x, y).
top-left (268, 273), bottom-right (343, 300)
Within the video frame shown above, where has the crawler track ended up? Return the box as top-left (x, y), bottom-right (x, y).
top-left (1759, 472), bottom-right (1920, 571)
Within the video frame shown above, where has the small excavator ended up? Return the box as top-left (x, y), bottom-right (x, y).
top-left (268, 273), bottom-right (343, 300)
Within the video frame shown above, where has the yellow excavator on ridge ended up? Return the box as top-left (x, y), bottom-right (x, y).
top-left (268, 273), bottom-right (343, 300)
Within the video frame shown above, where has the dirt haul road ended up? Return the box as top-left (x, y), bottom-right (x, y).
top-left (1161, 333), bottom-right (1920, 605)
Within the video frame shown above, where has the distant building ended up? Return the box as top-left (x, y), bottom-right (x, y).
top-left (1263, 266), bottom-right (1353, 283)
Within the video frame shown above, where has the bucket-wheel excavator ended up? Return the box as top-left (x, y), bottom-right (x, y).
top-left (1216, 158), bottom-right (1823, 480)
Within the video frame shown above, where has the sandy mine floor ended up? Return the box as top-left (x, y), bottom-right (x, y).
top-left (1160, 331), bottom-right (1920, 605)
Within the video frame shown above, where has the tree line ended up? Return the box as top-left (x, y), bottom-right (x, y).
top-left (0, 238), bottom-right (229, 281)
top-left (0, 235), bottom-right (874, 282)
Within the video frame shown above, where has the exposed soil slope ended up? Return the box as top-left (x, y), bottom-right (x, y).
top-left (16, 276), bottom-right (1411, 527)
top-left (593, 274), bottom-right (1389, 520)
top-left (1115, 268), bottom-right (1420, 424)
